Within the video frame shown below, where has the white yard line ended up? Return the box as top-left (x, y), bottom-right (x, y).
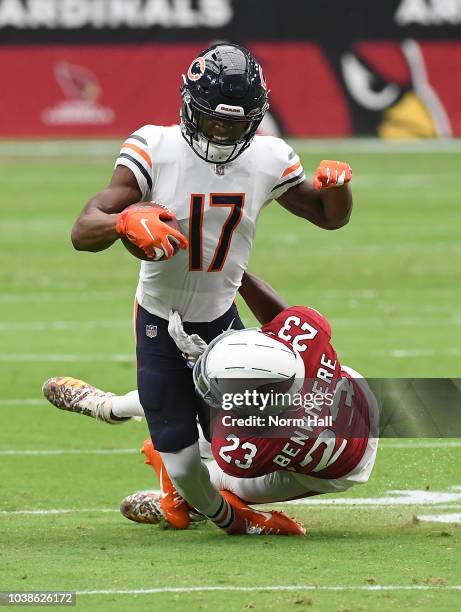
top-left (292, 504), bottom-right (461, 510)
top-left (2, 138), bottom-right (461, 157)
top-left (339, 347), bottom-right (461, 358)
top-left (0, 288), bottom-right (459, 304)
top-left (0, 399), bottom-right (47, 406)
top-left (289, 237), bottom-right (461, 251)
top-left (352, 176), bottom-right (444, 186)
top-left (0, 448), bottom-right (138, 456)
top-left (331, 316), bottom-right (461, 327)
top-left (5, 504), bottom-right (461, 516)
top-left (2, 347), bottom-right (461, 361)
top-left (379, 441), bottom-right (461, 448)
top-left (3, 485), bottom-right (461, 515)
top-left (288, 500), bottom-right (461, 507)
top-left (76, 585), bottom-right (461, 595)
top-left (289, 137), bottom-right (461, 154)
top-left (0, 508), bottom-right (119, 516)
top-left (0, 291), bottom-right (129, 303)
top-left (1, 316), bottom-right (460, 333)
top-left (0, 140), bottom-right (121, 157)
top-left (0, 354), bottom-right (133, 362)
top-left (0, 442), bottom-right (460, 453)
top-left (0, 320), bottom-right (131, 332)
top-left (417, 513), bottom-right (461, 523)
top-left (371, 348), bottom-right (461, 358)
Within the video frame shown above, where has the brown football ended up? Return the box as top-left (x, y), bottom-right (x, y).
top-left (120, 202), bottom-right (182, 262)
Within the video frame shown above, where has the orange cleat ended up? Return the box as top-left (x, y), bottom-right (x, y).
top-left (221, 490), bottom-right (306, 536)
top-left (140, 438), bottom-right (190, 530)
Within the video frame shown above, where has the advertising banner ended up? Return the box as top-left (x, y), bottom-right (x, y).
top-left (0, 0), bottom-right (460, 137)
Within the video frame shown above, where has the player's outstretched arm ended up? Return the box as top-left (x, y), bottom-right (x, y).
top-left (277, 160), bottom-right (353, 230)
top-left (239, 271), bottom-right (289, 325)
top-left (71, 166), bottom-right (142, 252)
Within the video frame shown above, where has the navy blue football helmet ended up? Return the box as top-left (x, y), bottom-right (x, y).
top-left (180, 43), bottom-right (269, 164)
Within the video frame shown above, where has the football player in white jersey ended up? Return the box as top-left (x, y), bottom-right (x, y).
top-left (70, 43), bottom-right (353, 535)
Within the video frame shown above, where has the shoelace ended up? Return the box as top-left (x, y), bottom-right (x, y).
top-left (68, 387), bottom-right (94, 407)
top-left (68, 387), bottom-right (108, 421)
top-left (245, 520), bottom-right (277, 535)
top-left (93, 397), bottom-right (109, 422)
top-left (172, 491), bottom-right (186, 507)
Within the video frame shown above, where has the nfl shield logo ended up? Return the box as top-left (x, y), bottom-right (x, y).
top-left (146, 325), bottom-right (157, 339)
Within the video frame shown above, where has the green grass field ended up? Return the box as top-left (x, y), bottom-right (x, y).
top-left (0, 140), bottom-right (460, 610)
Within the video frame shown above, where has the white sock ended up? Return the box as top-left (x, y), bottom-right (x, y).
top-left (198, 423), bottom-right (212, 459)
top-left (161, 442), bottom-right (234, 529)
top-left (111, 390), bottom-right (144, 418)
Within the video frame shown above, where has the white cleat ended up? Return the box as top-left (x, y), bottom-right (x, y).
top-left (42, 376), bottom-right (131, 425)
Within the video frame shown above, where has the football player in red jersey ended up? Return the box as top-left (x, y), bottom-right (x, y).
top-left (176, 270), bottom-right (379, 505)
top-left (43, 271), bottom-right (378, 531)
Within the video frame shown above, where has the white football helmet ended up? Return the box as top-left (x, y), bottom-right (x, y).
top-left (193, 328), bottom-right (305, 414)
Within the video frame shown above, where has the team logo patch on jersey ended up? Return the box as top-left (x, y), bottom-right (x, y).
top-left (215, 164), bottom-right (225, 175)
top-left (146, 325), bottom-right (158, 339)
top-left (187, 57), bottom-right (206, 82)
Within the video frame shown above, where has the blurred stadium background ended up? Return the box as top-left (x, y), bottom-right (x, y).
top-left (0, 0), bottom-right (460, 138)
top-left (0, 1), bottom-right (460, 610)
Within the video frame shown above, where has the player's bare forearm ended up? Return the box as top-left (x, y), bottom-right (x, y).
top-left (277, 180), bottom-right (352, 230)
top-left (239, 271), bottom-right (288, 325)
top-left (71, 166), bottom-right (142, 251)
top-left (71, 193), bottom-right (124, 252)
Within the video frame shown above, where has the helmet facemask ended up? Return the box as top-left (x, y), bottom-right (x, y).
top-left (193, 329), bottom-right (238, 410)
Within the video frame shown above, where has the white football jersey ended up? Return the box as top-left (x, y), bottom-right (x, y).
top-left (115, 125), bottom-right (305, 322)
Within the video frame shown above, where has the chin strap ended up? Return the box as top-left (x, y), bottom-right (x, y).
top-left (168, 310), bottom-right (208, 363)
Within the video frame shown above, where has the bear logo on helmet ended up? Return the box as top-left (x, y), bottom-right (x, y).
top-left (187, 57), bottom-right (206, 82)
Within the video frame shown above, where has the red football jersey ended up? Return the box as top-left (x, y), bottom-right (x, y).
top-left (211, 306), bottom-right (371, 480)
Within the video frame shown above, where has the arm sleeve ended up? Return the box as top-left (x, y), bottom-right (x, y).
top-left (114, 127), bottom-right (154, 200)
top-left (269, 140), bottom-right (306, 200)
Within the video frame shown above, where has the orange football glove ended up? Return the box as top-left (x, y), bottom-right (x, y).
top-left (313, 160), bottom-right (352, 190)
top-left (116, 204), bottom-right (188, 260)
